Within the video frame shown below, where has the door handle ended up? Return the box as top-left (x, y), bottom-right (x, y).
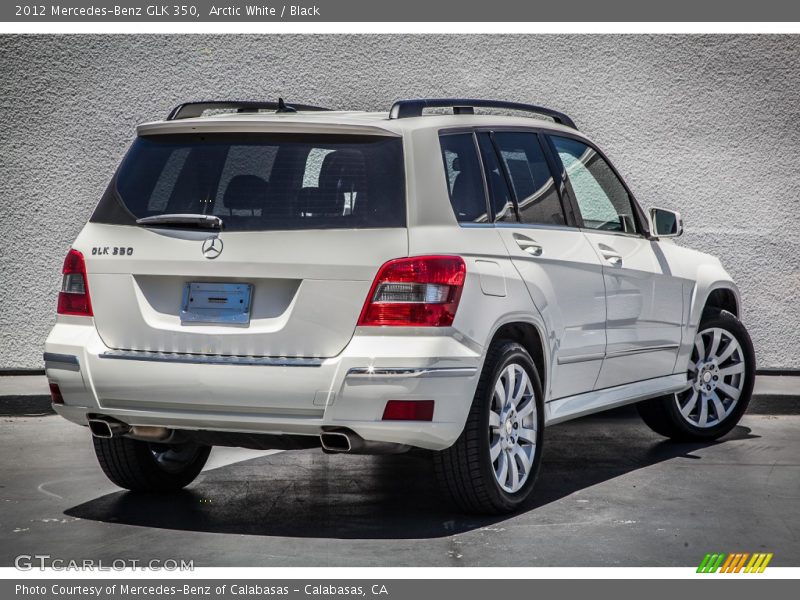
top-left (513, 234), bottom-right (543, 257)
top-left (598, 244), bottom-right (622, 267)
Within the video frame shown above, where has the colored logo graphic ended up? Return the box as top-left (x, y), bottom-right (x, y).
top-left (697, 553), bottom-right (773, 573)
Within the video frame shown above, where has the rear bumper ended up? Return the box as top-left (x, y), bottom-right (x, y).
top-left (44, 319), bottom-right (481, 450)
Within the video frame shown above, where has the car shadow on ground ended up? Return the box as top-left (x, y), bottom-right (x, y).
top-left (65, 407), bottom-right (757, 540)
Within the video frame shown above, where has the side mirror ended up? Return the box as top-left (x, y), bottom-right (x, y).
top-left (649, 207), bottom-right (683, 238)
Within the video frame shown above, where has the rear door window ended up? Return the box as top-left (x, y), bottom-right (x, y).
top-left (492, 132), bottom-right (565, 226)
top-left (93, 133), bottom-right (406, 231)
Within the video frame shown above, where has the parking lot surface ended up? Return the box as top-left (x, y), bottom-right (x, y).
top-left (1, 400), bottom-right (798, 567)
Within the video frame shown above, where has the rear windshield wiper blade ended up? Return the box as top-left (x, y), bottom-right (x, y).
top-left (136, 214), bottom-right (224, 229)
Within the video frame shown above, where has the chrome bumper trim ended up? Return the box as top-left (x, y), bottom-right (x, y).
top-left (43, 352), bottom-right (80, 372)
top-left (346, 367), bottom-right (477, 378)
top-left (99, 350), bottom-right (324, 367)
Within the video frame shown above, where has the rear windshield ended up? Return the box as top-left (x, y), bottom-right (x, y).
top-left (92, 133), bottom-right (406, 230)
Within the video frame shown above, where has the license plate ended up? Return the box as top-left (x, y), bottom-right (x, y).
top-left (180, 282), bottom-right (253, 326)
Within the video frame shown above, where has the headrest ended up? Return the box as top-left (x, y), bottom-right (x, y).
top-left (223, 175), bottom-right (269, 210)
top-left (318, 150), bottom-right (366, 192)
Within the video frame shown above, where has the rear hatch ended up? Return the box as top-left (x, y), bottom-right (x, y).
top-left (82, 127), bottom-right (407, 358)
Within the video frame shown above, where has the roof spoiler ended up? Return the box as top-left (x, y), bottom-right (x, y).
top-left (166, 99), bottom-right (331, 120)
top-left (388, 98), bottom-right (577, 130)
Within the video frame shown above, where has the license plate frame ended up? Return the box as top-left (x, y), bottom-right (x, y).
top-left (180, 282), bottom-right (253, 326)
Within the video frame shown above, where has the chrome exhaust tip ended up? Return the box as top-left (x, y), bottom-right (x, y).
top-left (320, 431), bottom-right (352, 453)
top-left (88, 418), bottom-right (130, 439)
top-left (129, 426), bottom-right (172, 442)
top-left (320, 429), bottom-right (411, 454)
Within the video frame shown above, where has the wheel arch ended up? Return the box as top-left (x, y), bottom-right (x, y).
top-left (486, 318), bottom-right (549, 400)
top-left (702, 287), bottom-right (740, 318)
top-left (689, 262), bottom-right (742, 329)
top-left (675, 272), bottom-right (743, 376)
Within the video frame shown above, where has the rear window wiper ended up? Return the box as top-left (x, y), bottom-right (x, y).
top-left (136, 214), bottom-right (224, 230)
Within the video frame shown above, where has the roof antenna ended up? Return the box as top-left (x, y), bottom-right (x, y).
top-left (276, 97), bottom-right (297, 113)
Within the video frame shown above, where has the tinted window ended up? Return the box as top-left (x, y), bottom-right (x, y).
top-left (477, 133), bottom-right (516, 223)
top-left (439, 133), bottom-right (489, 223)
top-left (93, 133), bottom-right (405, 231)
top-left (493, 132), bottom-right (564, 226)
top-left (551, 136), bottom-right (637, 233)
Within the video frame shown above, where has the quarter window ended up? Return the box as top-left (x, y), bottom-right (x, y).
top-left (439, 133), bottom-right (489, 223)
top-left (551, 136), bottom-right (638, 234)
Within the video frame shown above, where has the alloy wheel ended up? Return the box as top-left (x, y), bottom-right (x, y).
top-left (489, 363), bottom-right (538, 493)
top-left (676, 327), bottom-right (746, 428)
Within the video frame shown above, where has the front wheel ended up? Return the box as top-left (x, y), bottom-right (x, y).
top-left (434, 340), bottom-right (545, 514)
top-left (637, 309), bottom-right (755, 441)
top-left (93, 435), bottom-right (211, 492)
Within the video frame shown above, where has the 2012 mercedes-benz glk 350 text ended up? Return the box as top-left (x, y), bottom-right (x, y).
top-left (45, 98), bottom-right (755, 513)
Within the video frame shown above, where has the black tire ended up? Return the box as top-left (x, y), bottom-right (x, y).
top-left (637, 309), bottom-right (755, 441)
top-left (92, 435), bottom-right (211, 492)
top-left (434, 340), bottom-right (545, 514)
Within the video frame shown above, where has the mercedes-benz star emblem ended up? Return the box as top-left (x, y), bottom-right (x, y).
top-left (201, 236), bottom-right (223, 259)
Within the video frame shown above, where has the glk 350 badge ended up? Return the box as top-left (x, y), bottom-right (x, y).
top-left (92, 246), bottom-right (133, 256)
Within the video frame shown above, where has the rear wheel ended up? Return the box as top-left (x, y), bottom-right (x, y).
top-left (434, 340), bottom-right (544, 514)
top-left (637, 309), bottom-right (755, 441)
top-left (92, 436), bottom-right (211, 492)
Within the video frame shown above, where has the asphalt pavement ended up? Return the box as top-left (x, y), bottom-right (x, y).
top-left (1, 376), bottom-right (798, 567)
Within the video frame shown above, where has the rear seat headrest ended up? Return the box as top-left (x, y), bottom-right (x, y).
top-left (223, 174), bottom-right (269, 211)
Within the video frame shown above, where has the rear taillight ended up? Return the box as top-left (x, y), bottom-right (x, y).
top-left (57, 249), bottom-right (93, 316)
top-left (358, 256), bottom-right (466, 327)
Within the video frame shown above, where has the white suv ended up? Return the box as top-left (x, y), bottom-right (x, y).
top-left (44, 98), bottom-right (755, 514)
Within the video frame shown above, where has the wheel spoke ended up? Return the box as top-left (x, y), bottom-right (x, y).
top-left (719, 362), bottom-right (744, 377)
top-left (494, 379), bottom-right (505, 405)
top-left (518, 426), bottom-right (537, 445)
top-left (490, 439), bottom-right (502, 462)
top-left (680, 389), bottom-right (699, 417)
top-left (489, 410), bottom-right (501, 428)
top-left (716, 339), bottom-right (739, 364)
top-left (517, 398), bottom-right (535, 419)
top-left (505, 366), bottom-right (516, 407)
top-left (509, 452), bottom-right (520, 490)
top-left (512, 381), bottom-right (527, 406)
top-left (514, 445), bottom-right (532, 473)
top-left (698, 394), bottom-right (709, 426)
top-left (717, 381), bottom-right (741, 401)
top-left (710, 392), bottom-right (727, 422)
top-left (708, 329), bottom-right (722, 359)
top-left (496, 451), bottom-right (508, 485)
top-left (694, 334), bottom-right (706, 361)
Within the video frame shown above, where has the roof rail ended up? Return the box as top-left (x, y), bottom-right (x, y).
top-left (166, 99), bottom-right (331, 120)
top-left (389, 98), bottom-right (577, 130)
